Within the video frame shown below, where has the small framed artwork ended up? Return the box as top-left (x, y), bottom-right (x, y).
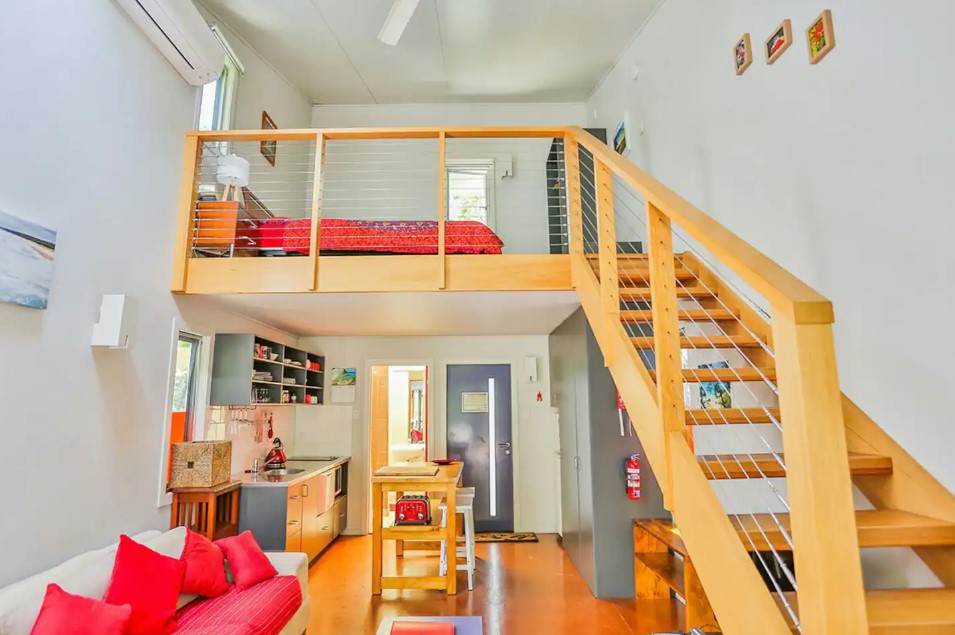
top-left (807, 9), bottom-right (836, 64)
top-left (613, 119), bottom-right (629, 155)
top-left (734, 33), bottom-right (753, 75)
top-left (260, 110), bottom-right (277, 166)
top-left (765, 19), bottom-right (793, 64)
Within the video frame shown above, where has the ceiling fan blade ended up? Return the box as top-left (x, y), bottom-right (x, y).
top-left (378, 0), bottom-right (421, 46)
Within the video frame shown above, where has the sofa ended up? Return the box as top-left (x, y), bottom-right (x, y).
top-left (0, 528), bottom-right (310, 635)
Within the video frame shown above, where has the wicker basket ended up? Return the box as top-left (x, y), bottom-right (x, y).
top-left (170, 441), bottom-right (232, 489)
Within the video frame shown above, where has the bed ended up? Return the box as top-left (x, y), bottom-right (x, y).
top-left (245, 218), bottom-right (504, 256)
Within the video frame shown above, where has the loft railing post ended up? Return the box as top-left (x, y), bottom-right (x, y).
top-left (564, 135), bottom-right (584, 258)
top-left (309, 132), bottom-right (326, 291)
top-left (437, 131), bottom-right (447, 289)
top-left (171, 133), bottom-right (202, 292)
top-left (772, 312), bottom-right (869, 634)
top-left (595, 159), bottom-right (619, 366)
top-left (647, 202), bottom-right (686, 511)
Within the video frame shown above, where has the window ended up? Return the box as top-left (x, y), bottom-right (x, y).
top-left (447, 160), bottom-right (495, 228)
top-left (197, 26), bottom-right (243, 131)
top-left (165, 332), bottom-right (202, 488)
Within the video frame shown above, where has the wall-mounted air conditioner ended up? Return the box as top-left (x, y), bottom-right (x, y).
top-left (114, 0), bottom-right (225, 86)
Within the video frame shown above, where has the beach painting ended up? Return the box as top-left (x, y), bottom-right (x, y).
top-left (0, 209), bottom-right (57, 309)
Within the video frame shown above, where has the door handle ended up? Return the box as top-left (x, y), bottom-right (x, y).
top-left (496, 442), bottom-right (511, 449)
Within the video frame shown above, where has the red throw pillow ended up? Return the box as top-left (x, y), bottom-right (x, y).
top-left (104, 535), bottom-right (185, 635)
top-left (30, 583), bottom-right (132, 635)
top-left (180, 529), bottom-right (230, 598)
top-left (215, 531), bottom-right (277, 590)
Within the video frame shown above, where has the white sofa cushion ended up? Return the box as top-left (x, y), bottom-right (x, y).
top-left (0, 530), bottom-right (168, 635)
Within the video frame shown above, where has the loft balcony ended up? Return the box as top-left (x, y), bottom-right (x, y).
top-left (171, 127), bottom-right (578, 295)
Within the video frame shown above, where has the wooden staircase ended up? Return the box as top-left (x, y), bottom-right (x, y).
top-left (580, 252), bottom-right (955, 633)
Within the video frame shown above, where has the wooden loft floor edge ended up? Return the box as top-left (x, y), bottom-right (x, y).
top-left (176, 254), bottom-right (573, 294)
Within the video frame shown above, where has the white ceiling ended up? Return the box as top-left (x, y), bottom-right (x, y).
top-left (206, 291), bottom-right (581, 336)
top-left (199, 0), bottom-right (662, 104)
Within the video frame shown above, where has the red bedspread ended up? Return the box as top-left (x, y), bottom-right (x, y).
top-left (248, 218), bottom-right (503, 255)
top-left (175, 575), bottom-right (302, 635)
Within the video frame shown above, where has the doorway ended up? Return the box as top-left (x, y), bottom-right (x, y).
top-left (369, 364), bottom-right (430, 522)
top-left (447, 364), bottom-right (514, 533)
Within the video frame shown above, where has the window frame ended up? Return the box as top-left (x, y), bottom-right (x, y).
top-left (195, 25), bottom-right (244, 132)
top-left (156, 319), bottom-right (214, 508)
top-left (446, 159), bottom-right (496, 231)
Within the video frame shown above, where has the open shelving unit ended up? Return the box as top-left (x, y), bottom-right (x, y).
top-left (211, 334), bottom-right (325, 406)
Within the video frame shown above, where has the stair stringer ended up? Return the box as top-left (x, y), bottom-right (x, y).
top-left (844, 398), bottom-right (955, 586)
top-left (572, 253), bottom-right (792, 635)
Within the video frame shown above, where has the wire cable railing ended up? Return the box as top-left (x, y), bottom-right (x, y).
top-left (578, 156), bottom-right (802, 629)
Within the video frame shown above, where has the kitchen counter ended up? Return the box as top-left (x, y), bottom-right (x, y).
top-left (238, 456), bottom-right (350, 488)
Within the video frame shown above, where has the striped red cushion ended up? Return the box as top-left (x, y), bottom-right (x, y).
top-left (174, 575), bottom-right (302, 635)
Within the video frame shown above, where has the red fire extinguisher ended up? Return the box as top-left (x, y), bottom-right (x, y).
top-left (625, 454), bottom-right (641, 500)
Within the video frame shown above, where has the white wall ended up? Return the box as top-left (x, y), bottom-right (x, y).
top-left (293, 336), bottom-right (561, 535)
top-left (587, 0), bottom-right (953, 587)
top-left (313, 104), bottom-right (588, 254)
top-left (0, 2), bottom-right (311, 586)
top-left (197, 7), bottom-right (316, 220)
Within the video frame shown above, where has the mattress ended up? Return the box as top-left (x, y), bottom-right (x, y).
top-left (247, 218), bottom-right (504, 255)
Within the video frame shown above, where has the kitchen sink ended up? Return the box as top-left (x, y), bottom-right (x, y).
top-left (263, 468), bottom-right (305, 475)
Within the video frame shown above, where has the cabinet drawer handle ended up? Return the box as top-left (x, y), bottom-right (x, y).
top-left (289, 495), bottom-right (301, 500)
top-left (303, 484), bottom-right (309, 497)
top-left (288, 520), bottom-right (299, 526)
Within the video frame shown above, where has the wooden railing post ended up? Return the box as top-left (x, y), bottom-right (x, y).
top-left (564, 135), bottom-right (584, 258)
top-left (647, 202), bottom-right (686, 510)
top-left (171, 133), bottom-right (201, 292)
top-left (772, 314), bottom-right (869, 634)
top-left (309, 133), bottom-right (326, 291)
top-left (595, 159), bottom-right (619, 366)
top-left (437, 131), bottom-right (447, 289)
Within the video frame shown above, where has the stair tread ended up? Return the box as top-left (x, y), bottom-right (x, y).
top-left (686, 407), bottom-right (781, 424)
top-left (866, 588), bottom-right (955, 631)
top-left (631, 335), bottom-right (764, 349)
top-left (698, 452), bottom-right (893, 479)
top-left (736, 510), bottom-right (955, 550)
top-left (623, 308), bottom-right (738, 323)
top-left (622, 308), bottom-right (739, 323)
top-left (651, 367), bottom-right (777, 383)
top-left (620, 287), bottom-right (715, 301)
top-left (775, 589), bottom-right (955, 633)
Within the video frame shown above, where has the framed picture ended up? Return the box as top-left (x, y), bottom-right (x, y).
top-left (807, 9), bottom-right (836, 64)
top-left (734, 33), bottom-right (753, 75)
top-left (765, 19), bottom-right (793, 65)
top-left (0, 209), bottom-right (57, 309)
top-left (613, 119), bottom-right (629, 155)
top-left (260, 110), bottom-right (277, 166)
top-left (330, 368), bottom-right (356, 386)
top-left (699, 362), bottom-right (732, 410)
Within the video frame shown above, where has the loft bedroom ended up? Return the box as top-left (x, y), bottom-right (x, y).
top-left (173, 127), bottom-right (598, 295)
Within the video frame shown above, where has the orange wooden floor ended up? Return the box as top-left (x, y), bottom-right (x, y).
top-left (305, 534), bottom-right (683, 634)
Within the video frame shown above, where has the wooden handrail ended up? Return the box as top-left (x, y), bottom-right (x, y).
top-left (186, 126), bottom-right (572, 142)
top-left (568, 126), bottom-right (833, 325)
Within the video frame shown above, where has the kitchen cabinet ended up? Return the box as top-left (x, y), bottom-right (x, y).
top-left (332, 496), bottom-right (347, 537)
top-left (285, 483), bottom-right (304, 552)
top-left (210, 333), bottom-right (325, 406)
top-left (238, 459), bottom-right (350, 560)
top-left (299, 472), bottom-right (339, 561)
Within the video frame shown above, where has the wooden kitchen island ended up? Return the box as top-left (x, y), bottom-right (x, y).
top-left (371, 462), bottom-right (463, 595)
